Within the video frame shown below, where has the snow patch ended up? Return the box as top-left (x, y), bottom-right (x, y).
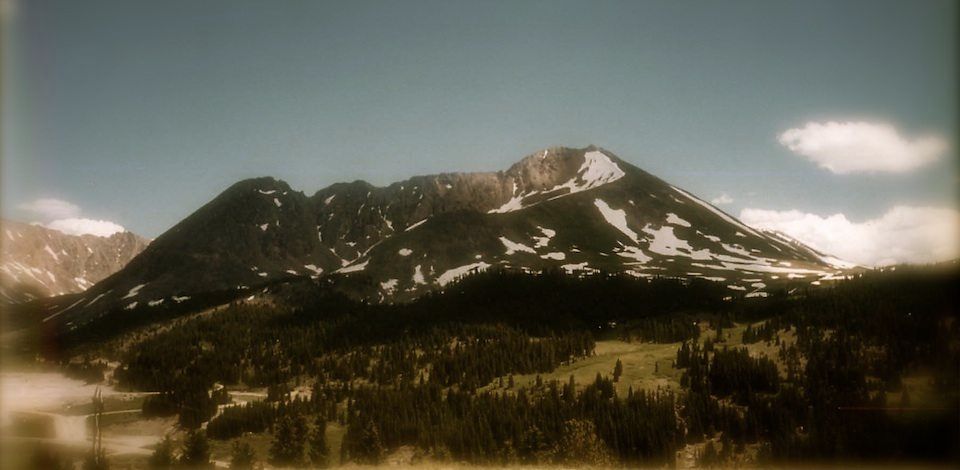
top-left (406, 218), bottom-right (428, 231)
top-left (380, 279), bottom-right (398, 294)
top-left (85, 292), bottom-right (108, 307)
top-left (398, 248), bottom-right (413, 257)
top-left (617, 246), bottom-right (652, 263)
top-left (500, 236), bottom-right (536, 255)
top-left (642, 225), bottom-right (712, 260)
top-left (561, 262), bottom-right (593, 273)
top-left (594, 199), bottom-right (639, 243)
top-left (540, 252), bottom-right (566, 260)
top-left (665, 213), bottom-right (691, 227)
top-left (339, 260), bottom-right (369, 273)
top-left (532, 226), bottom-right (556, 248)
top-left (437, 262), bottom-right (491, 287)
top-left (44, 245), bottom-right (60, 262)
top-left (122, 284), bottom-right (146, 299)
top-left (413, 265), bottom-right (427, 285)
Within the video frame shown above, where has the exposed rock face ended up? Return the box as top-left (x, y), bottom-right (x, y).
top-left (0, 220), bottom-right (149, 303)
top-left (33, 145), bottom-right (852, 330)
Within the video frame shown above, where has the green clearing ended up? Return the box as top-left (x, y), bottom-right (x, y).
top-left (480, 338), bottom-right (685, 395)
top-left (480, 321), bottom-right (797, 396)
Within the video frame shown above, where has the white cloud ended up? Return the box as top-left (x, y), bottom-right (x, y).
top-left (45, 218), bottom-right (127, 237)
top-left (16, 197), bottom-right (127, 237)
top-left (711, 193), bottom-right (734, 205)
top-left (18, 198), bottom-right (81, 219)
top-left (778, 121), bottom-right (947, 174)
top-left (740, 206), bottom-right (960, 267)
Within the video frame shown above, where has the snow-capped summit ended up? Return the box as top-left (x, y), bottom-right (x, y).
top-left (28, 146), bottom-right (855, 330)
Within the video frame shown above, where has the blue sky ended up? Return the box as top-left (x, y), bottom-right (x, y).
top-left (1, 0), bottom-right (956, 263)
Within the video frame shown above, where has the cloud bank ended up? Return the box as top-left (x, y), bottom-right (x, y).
top-left (18, 198), bottom-right (81, 219)
top-left (740, 206), bottom-right (959, 267)
top-left (18, 198), bottom-right (126, 237)
top-left (45, 218), bottom-right (127, 237)
top-left (778, 121), bottom-right (947, 174)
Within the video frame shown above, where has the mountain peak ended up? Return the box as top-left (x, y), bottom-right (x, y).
top-left (227, 176), bottom-right (294, 194)
top-left (0, 219), bottom-right (149, 303)
top-left (32, 145), bottom-right (853, 330)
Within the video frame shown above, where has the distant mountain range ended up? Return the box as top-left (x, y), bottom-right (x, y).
top-left (0, 220), bottom-right (149, 303)
top-left (19, 146), bottom-right (855, 332)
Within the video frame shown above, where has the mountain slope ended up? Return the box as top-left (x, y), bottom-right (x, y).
top-left (0, 220), bottom-right (149, 303)
top-left (33, 146), bottom-right (853, 330)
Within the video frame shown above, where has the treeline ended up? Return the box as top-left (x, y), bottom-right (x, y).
top-left (107, 264), bottom-right (959, 464)
top-left (207, 395), bottom-right (315, 440)
top-left (340, 375), bottom-right (680, 466)
top-left (674, 264), bottom-right (960, 463)
top-left (117, 312), bottom-right (594, 427)
top-left (619, 314), bottom-right (702, 343)
top-left (677, 342), bottom-right (779, 403)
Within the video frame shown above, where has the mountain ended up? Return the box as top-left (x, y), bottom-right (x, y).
top-left (0, 220), bottom-right (149, 303)
top-left (31, 146), bottom-right (853, 331)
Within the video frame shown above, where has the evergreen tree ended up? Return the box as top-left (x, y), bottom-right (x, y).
top-left (350, 418), bottom-right (385, 465)
top-left (180, 430), bottom-right (212, 468)
top-left (613, 358), bottom-right (624, 382)
top-left (229, 441), bottom-right (257, 469)
top-left (553, 419), bottom-right (614, 465)
top-left (148, 436), bottom-right (175, 468)
top-left (270, 414), bottom-right (307, 467)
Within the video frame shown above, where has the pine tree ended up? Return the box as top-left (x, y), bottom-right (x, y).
top-left (553, 419), bottom-right (614, 465)
top-left (352, 418), bottom-right (385, 465)
top-left (270, 414), bottom-right (307, 467)
top-left (308, 415), bottom-right (330, 467)
top-left (613, 358), bottom-right (623, 382)
top-left (148, 436), bottom-right (175, 468)
top-left (180, 430), bottom-right (212, 468)
top-left (229, 441), bottom-right (257, 469)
